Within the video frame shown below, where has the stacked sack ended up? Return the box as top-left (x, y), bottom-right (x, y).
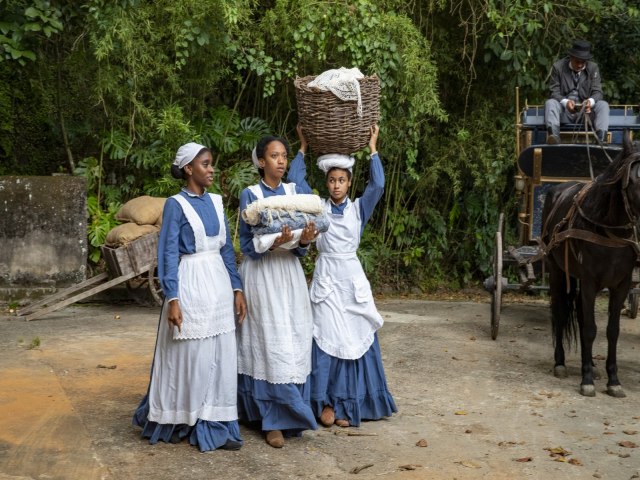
top-left (105, 196), bottom-right (166, 247)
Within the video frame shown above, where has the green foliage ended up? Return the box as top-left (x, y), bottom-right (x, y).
top-left (3, 0), bottom-right (640, 290)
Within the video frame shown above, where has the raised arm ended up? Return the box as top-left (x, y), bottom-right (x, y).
top-left (287, 124), bottom-right (312, 194)
top-left (359, 125), bottom-right (384, 231)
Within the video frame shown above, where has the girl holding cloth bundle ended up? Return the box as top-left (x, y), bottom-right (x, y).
top-left (132, 142), bottom-right (247, 452)
top-left (236, 133), bottom-right (319, 448)
top-left (287, 124), bottom-right (397, 428)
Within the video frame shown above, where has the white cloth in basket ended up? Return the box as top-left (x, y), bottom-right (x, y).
top-left (307, 67), bottom-right (365, 117)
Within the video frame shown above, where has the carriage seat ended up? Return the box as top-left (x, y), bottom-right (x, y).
top-left (520, 105), bottom-right (640, 146)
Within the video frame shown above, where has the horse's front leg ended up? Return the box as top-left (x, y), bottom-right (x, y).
top-left (578, 285), bottom-right (598, 397)
top-left (605, 285), bottom-right (628, 398)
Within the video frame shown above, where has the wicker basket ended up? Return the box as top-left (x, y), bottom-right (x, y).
top-left (294, 74), bottom-right (380, 156)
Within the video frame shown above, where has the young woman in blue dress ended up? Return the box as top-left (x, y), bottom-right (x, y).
top-left (133, 142), bottom-right (247, 451)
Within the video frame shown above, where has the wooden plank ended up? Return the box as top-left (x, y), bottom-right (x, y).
top-left (23, 271), bottom-right (138, 322)
top-left (18, 272), bottom-right (110, 316)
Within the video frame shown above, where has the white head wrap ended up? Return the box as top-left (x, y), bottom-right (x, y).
top-left (173, 142), bottom-right (207, 169)
top-left (251, 147), bottom-right (261, 169)
top-left (317, 153), bottom-right (355, 174)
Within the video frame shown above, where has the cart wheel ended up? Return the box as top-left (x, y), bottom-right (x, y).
top-left (147, 261), bottom-right (164, 307)
top-left (491, 230), bottom-right (503, 340)
top-left (627, 291), bottom-right (639, 319)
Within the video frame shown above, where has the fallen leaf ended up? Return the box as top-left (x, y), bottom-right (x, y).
top-left (593, 354), bottom-right (606, 360)
top-left (455, 410), bottom-right (467, 416)
top-left (515, 457), bottom-right (533, 463)
top-left (545, 446), bottom-right (571, 457)
top-left (618, 441), bottom-right (638, 448)
top-left (619, 453), bottom-right (631, 458)
top-left (97, 364), bottom-right (117, 369)
top-left (603, 431), bottom-right (615, 435)
top-left (554, 457), bottom-right (567, 463)
top-left (451, 356), bottom-right (460, 360)
top-left (623, 430), bottom-right (638, 435)
top-left (465, 429), bottom-right (472, 434)
top-left (350, 464), bottom-right (373, 474)
top-left (456, 460), bottom-right (481, 469)
top-left (568, 458), bottom-right (583, 466)
top-left (415, 439), bottom-right (428, 447)
top-left (399, 464), bottom-right (422, 471)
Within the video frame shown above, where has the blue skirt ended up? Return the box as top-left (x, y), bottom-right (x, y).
top-left (310, 334), bottom-right (397, 427)
top-left (132, 394), bottom-right (243, 452)
top-left (237, 374), bottom-right (318, 436)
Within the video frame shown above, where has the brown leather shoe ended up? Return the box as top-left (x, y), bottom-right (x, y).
top-left (320, 406), bottom-right (335, 427)
top-left (265, 430), bottom-right (284, 448)
top-left (335, 419), bottom-right (350, 427)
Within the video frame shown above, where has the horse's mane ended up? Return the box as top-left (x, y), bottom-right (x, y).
top-left (581, 137), bottom-right (640, 227)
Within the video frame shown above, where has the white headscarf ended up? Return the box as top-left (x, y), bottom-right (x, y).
top-left (173, 142), bottom-right (207, 169)
top-left (317, 153), bottom-right (355, 174)
top-left (251, 147), bottom-right (261, 169)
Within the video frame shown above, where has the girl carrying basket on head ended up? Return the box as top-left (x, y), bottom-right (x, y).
top-left (287, 124), bottom-right (397, 428)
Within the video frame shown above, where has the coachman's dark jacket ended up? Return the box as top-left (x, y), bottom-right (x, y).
top-left (548, 57), bottom-right (604, 104)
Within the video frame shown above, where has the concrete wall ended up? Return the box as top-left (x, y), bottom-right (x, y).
top-left (0, 176), bottom-right (87, 301)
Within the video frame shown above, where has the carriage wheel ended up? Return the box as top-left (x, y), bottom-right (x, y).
top-left (627, 291), bottom-right (639, 319)
top-left (147, 260), bottom-right (164, 307)
top-left (491, 229), bottom-right (503, 340)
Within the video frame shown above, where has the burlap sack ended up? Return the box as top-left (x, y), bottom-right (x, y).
top-left (105, 223), bottom-right (159, 247)
top-left (116, 196), bottom-right (166, 225)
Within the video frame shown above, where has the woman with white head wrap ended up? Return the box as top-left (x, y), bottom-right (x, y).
top-left (133, 142), bottom-right (247, 452)
top-left (236, 132), bottom-right (320, 448)
top-left (287, 124), bottom-right (397, 428)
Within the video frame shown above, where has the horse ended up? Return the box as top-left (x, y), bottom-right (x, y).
top-left (541, 133), bottom-right (640, 397)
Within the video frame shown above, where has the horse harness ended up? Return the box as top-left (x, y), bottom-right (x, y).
top-left (535, 155), bottom-right (640, 287)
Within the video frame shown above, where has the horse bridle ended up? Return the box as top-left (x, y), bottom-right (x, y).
top-left (537, 152), bottom-right (640, 265)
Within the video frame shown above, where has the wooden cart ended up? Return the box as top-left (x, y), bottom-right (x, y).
top-left (17, 232), bottom-right (163, 321)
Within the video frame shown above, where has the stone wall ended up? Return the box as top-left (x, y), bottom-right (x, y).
top-left (0, 176), bottom-right (87, 302)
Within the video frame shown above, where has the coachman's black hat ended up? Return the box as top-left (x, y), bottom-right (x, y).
top-left (568, 40), bottom-right (593, 60)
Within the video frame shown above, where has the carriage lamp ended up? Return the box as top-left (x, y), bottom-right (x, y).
top-left (514, 174), bottom-right (525, 192)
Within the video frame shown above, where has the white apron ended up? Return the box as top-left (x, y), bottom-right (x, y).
top-left (309, 198), bottom-right (383, 360)
top-left (147, 193), bottom-right (238, 425)
top-left (237, 183), bottom-right (314, 384)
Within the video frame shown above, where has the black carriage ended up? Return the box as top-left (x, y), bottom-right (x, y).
top-left (485, 88), bottom-right (640, 339)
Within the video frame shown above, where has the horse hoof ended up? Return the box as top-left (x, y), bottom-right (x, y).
top-left (580, 384), bottom-right (596, 397)
top-left (607, 385), bottom-right (627, 398)
top-left (554, 365), bottom-right (568, 378)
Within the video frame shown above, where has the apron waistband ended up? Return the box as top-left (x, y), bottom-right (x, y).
top-left (180, 249), bottom-right (221, 261)
top-left (318, 251), bottom-right (357, 259)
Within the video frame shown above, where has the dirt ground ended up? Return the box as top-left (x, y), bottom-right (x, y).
top-left (1, 295), bottom-right (639, 480)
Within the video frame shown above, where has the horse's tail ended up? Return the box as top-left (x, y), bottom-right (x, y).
top-left (551, 275), bottom-right (579, 349)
